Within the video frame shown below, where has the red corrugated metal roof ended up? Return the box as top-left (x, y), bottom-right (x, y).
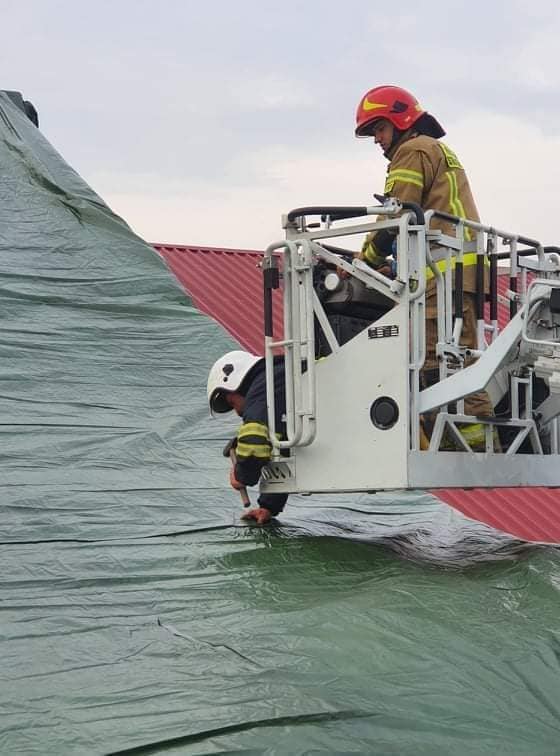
top-left (155, 243), bottom-right (559, 544)
top-left (156, 243), bottom-right (520, 352)
top-left (494, 274), bottom-right (510, 331)
top-left (493, 272), bottom-right (531, 332)
top-left (154, 244), bottom-right (283, 354)
top-left (431, 487), bottom-right (560, 543)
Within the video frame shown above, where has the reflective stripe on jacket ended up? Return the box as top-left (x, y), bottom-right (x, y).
top-left (364, 134), bottom-right (487, 294)
top-left (236, 421), bottom-right (272, 463)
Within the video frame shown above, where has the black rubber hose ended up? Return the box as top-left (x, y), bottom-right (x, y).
top-left (455, 261), bottom-right (464, 322)
top-left (286, 206), bottom-right (368, 223)
top-left (263, 262), bottom-right (279, 338)
top-left (509, 275), bottom-right (518, 320)
top-left (490, 254), bottom-right (498, 322)
top-left (476, 254), bottom-right (485, 320)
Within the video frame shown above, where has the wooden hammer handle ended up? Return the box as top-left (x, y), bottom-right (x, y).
top-left (230, 448), bottom-right (251, 507)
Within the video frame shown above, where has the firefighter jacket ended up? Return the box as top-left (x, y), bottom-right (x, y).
top-left (362, 133), bottom-right (486, 296)
top-left (234, 358), bottom-right (287, 516)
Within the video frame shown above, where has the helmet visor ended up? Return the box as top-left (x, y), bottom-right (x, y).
top-left (355, 116), bottom-right (382, 138)
top-left (209, 388), bottom-right (233, 414)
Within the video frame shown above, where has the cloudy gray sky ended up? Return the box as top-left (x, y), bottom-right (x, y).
top-left (3, 0), bottom-right (560, 249)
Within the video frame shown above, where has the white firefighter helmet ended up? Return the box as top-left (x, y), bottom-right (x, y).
top-left (207, 350), bottom-right (264, 414)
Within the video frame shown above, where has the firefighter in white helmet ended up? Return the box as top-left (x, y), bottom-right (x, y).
top-left (207, 350), bottom-right (287, 525)
top-left (355, 84), bottom-right (495, 450)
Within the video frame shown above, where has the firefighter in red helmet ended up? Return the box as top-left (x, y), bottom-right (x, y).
top-left (355, 85), bottom-right (445, 144)
top-left (355, 85), bottom-right (494, 450)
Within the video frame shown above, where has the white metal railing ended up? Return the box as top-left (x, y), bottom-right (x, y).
top-left (263, 201), bottom-right (419, 453)
top-left (263, 239), bottom-right (316, 450)
top-left (263, 198), bottom-right (560, 457)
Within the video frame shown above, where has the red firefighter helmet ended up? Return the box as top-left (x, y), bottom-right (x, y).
top-left (355, 85), bottom-right (445, 139)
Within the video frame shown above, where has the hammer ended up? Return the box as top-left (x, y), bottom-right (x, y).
top-left (222, 437), bottom-right (251, 507)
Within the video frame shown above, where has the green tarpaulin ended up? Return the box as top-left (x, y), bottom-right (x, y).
top-left (1, 91), bottom-right (560, 755)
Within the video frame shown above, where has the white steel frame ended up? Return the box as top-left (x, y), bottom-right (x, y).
top-left (260, 199), bottom-right (560, 494)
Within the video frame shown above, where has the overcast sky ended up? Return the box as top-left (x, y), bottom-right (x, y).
top-left (3, 0), bottom-right (560, 250)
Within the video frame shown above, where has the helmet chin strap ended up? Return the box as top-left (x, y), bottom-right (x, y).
top-left (382, 127), bottom-right (402, 159)
top-left (384, 127), bottom-right (415, 159)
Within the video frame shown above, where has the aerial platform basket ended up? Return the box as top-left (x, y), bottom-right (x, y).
top-left (259, 199), bottom-right (560, 542)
